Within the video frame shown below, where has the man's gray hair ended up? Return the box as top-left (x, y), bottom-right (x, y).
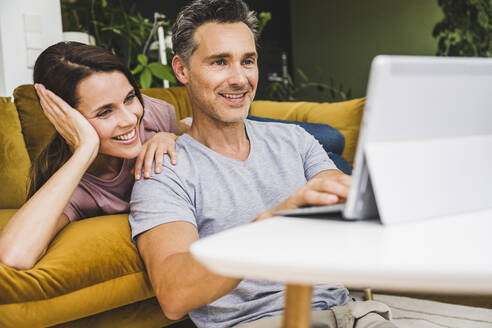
top-left (172, 0), bottom-right (258, 64)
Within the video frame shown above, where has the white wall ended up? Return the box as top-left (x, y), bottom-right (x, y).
top-left (0, 0), bottom-right (62, 97)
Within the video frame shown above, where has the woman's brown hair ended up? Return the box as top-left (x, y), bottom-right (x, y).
top-left (28, 41), bottom-right (143, 199)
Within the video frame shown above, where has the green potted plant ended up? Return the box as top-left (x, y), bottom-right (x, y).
top-left (131, 54), bottom-right (176, 89)
top-left (433, 0), bottom-right (491, 57)
top-left (61, 0), bottom-right (175, 88)
top-left (264, 69), bottom-right (352, 102)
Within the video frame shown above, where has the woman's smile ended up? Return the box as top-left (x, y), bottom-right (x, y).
top-left (112, 127), bottom-right (138, 144)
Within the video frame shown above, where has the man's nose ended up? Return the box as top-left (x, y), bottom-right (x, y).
top-left (228, 63), bottom-right (248, 87)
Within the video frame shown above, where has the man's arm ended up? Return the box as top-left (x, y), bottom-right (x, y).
top-left (137, 221), bottom-right (241, 320)
top-left (255, 169), bottom-right (351, 221)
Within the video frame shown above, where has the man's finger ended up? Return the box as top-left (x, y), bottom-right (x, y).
top-left (338, 174), bottom-right (352, 188)
top-left (310, 178), bottom-right (350, 199)
top-left (303, 189), bottom-right (339, 206)
top-left (254, 211), bottom-right (274, 222)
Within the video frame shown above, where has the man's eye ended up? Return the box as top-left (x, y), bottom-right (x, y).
top-left (96, 109), bottom-right (112, 117)
top-left (214, 59), bottom-right (226, 65)
top-left (243, 59), bottom-right (254, 65)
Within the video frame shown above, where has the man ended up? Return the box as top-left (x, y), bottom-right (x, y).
top-left (129, 0), bottom-right (395, 327)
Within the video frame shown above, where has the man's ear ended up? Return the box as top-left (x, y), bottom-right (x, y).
top-left (172, 55), bottom-right (189, 85)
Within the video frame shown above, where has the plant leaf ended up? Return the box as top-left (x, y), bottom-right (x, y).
top-left (129, 16), bottom-right (139, 24)
top-left (128, 32), bottom-right (143, 46)
top-left (148, 63), bottom-right (177, 83)
top-left (477, 11), bottom-right (488, 29)
top-left (297, 69), bottom-right (309, 82)
top-left (131, 64), bottom-right (143, 75)
top-left (137, 54), bottom-right (148, 65)
top-left (140, 67), bottom-right (152, 89)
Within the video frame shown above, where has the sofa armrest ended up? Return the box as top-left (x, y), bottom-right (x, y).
top-left (0, 211), bottom-right (168, 327)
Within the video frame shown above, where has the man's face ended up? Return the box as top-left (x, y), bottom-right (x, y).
top-left (176, 22), bottom-right (258, 124)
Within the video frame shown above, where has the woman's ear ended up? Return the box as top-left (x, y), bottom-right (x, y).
top-left (172, 55), bottom-right (189, 85)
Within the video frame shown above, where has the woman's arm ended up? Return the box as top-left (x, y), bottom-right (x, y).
top-left (0, 84), bottom-right (100, 270)
top-left (0, 146), bottom-right (97, 269)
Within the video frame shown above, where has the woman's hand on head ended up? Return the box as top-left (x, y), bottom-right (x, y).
top-left (34, 84), bottom-right (100, 156)
top-left (133, 132), bottom-right (178, 180)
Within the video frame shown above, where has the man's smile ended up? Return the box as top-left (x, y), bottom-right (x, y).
top-left (219, 91), bottom-right (248, 104)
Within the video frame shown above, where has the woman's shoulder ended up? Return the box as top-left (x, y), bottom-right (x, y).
top-left (142, 94), bottom-right (175, 113)
top-left (141, 95), bottom-right (178, 133)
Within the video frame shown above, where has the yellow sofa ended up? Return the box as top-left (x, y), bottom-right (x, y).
top-left (0, 85), bottom-right (364, 327)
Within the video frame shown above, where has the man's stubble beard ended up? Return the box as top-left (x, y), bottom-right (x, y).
top-left (188, 82), bottom-right (252, 125)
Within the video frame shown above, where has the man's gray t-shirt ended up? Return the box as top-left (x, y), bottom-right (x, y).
top-left (130, 119), bottom-right (351, 328)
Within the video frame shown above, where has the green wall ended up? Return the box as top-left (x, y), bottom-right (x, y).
top-left (289, 0), bottom-right (444, 99)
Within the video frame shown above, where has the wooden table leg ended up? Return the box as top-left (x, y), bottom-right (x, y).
top-left (282, 284), bottom-right (313, 328)
top-left (364, 288), bottom-right (374, 301)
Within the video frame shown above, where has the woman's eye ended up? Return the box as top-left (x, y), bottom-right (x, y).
top-left (125, 94), bottom-right (136, 103)
top-left (96, 109), bottom-right (112, 117)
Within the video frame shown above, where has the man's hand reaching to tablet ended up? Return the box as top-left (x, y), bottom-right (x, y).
top-left (254, 170), bottom-right (352, 221)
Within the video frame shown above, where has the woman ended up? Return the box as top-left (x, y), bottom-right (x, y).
top-left (0, 42), bottom-right (187, 270)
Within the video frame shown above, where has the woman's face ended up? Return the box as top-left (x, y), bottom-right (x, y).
top-left (75, 71), bottom-right (144, 159)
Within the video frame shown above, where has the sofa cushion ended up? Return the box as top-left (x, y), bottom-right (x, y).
top-left (0, 211), bottom-right (178, 327)
top-left (250, 98), bottom-right (365, 166)
top-left (13, 85), bottom-right (55, 163)
top-left (327, 152), bottom-right (352, 175)
top-left (0, 98), bottom-right (31, 208)
top-left (247, 115), bottom-right (345, 156)
top-left (51, 297), bottom-right (187, 328)
top-left (141, 87), bottom-right (192, 121)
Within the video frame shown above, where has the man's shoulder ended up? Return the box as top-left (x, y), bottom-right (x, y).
top-left (157, 135), bottom-right (201, 177)
top-left (246, 119), bottom-right (309, 142)
top-left (247, 118), bottom-right (305, 132)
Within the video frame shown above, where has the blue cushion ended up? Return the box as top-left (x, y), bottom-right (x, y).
top-left (327, 152), bottom-right (352, 175)
top-left (247, 115), bottom-right (352, 174)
